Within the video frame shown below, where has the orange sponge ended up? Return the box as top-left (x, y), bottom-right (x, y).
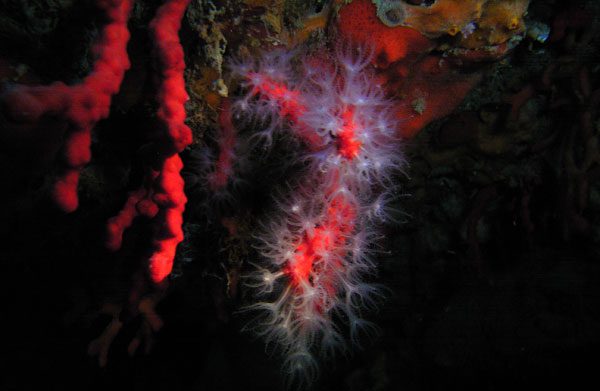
top-left (459, 0), bottom-right (530, 49)
top-left (373, 0), bottom-right (487, 37)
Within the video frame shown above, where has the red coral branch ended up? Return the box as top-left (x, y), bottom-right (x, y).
top-left (1, 0), bottom-right (133, 212)
top-left (106, 0), bottom-right (192, 284)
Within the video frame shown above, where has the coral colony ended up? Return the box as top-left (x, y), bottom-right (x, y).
top-left (0, 0), bottom-right (533, 386)
top-left (228, 46), bottom-right (405, 383)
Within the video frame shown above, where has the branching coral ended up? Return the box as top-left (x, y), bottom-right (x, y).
top-left (106, 0), bottom-right (192, 284)
top-left (1, 0), bottom-right (133, 212)
top-left (230, 44), bottom-right (404, 385)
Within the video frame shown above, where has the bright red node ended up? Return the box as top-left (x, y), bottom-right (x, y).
top-left (336, 107), bottom-right (361, 160)
top-left (288, 194), bottom-right (356, 286)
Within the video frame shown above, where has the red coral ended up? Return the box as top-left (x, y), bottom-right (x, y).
top-left (230, 41), bottom-right (405, 383)
top-left (1, 0), bottom-right (133, 212)
top-left (106, 0), bottom-right (192, 284)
